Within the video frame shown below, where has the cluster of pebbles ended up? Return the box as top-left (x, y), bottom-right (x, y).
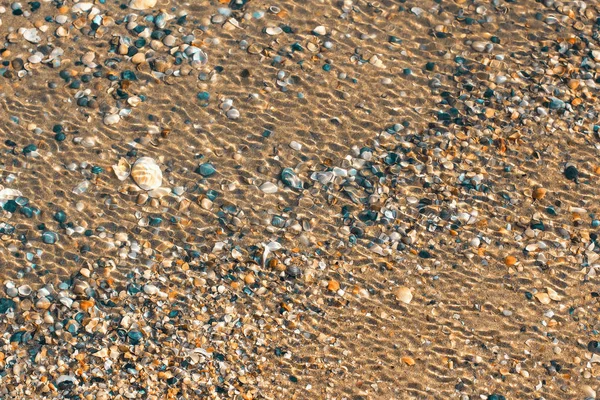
top-left (3, 0), bottom-right (600, 399)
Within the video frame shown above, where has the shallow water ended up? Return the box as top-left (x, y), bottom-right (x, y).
top-left (1, 0), bottom-right (600, 399)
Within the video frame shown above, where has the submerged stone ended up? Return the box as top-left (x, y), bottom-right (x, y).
top-left (280, 168), bottom-right (303, 190)
top-left (195, 163), bottom-right (216, 177)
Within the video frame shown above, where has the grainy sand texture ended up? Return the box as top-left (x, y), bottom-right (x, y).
top-left (1, 0), bottom-right (600, 399)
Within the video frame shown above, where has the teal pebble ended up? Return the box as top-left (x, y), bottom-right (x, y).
top-left (195, 163), bottom-right (216, 177)
top-left (42, 231), bottom-right (58, 244)
top-left (54, 211), bottom-right (67, 223)
top-left (197, 91), bottom-right (210, 100)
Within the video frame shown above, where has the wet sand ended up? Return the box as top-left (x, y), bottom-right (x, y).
top-left (1, 0), bottom-right (600, 399)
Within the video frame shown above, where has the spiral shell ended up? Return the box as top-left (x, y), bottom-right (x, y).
top-left (131, 157), bottom-right (163, 191)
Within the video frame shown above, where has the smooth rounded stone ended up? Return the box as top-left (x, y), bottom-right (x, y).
top-left (131, 53), bottom-right (145, 65)
top-left (80, 137), bottom-right (96, 148)
top-left (143, 284), bottom-right (159, 295)
top-left (55, 14), bottom-right (68, 24)
top-left (127, 96), bottom-right (141, 107)
top-left (195, 163), bottom-right (216, 177)
top-left (28, 53), bottom-right (42, 63)
top-left (289, 141), bottom-right (302, 151)
top-left (131, 157), bottom-right (163, 190)
top-left (471, 41), bottom-right (492, 52)
top-left (211, 14), bottom-right (225, 24)
top-left (394, 286), bottom-right (412, 304)
top-left (313, 25), bottom-right (326, 35)
top-left (42, 231), bottom-right (58, 244)
top-left (200, 197), bottom-right (213, 210)
top-left (35, 297), bottom-right (51, 310)
top-left (226, 108), bottom-right (240, 119)
top-left (564, 165), bottom-right (578, 181)
top-left (265, 26), bottom-right (282, 35)
top-left (260, 182), bottom-right (278, 194)
top-left (163, 35), bottom-right (176, 46)
top-left (129, 0), bottom-right (157, 10)
top-left (221, 98), bottom-right (233, 111)
top-left (103, 114), bottom-right (120, 125)
top-left (71, 2), bottom-right (93, 12)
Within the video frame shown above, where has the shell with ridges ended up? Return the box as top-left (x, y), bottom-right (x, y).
top-left (131, 157), bottom-right (163, 191)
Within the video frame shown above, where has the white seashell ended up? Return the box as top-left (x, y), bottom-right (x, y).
top-left (262, 241), bottom-right (282, 266)
top-left (394, 286), bottom-right (413, 304)
top-left (313, 26), bottom-right (326, 35)
top-left (56, 26), bottom-right (70, 37)
top-left (28, 54), bottom-right (42, 64)
top-left (0, 188), bottom-right (23, 200)
top-left (22, 28), bottom-right (41, 43)
top-left (265, 26), bottom-right (282, 36)
top-left (131, 157), bottom-right (162, 191)
top-left (112, 158), bottom-right (131, 181)
top-left (104, 114), bottom-right (120, 125)
top-left (72, 2), bottom-right (94, 12)
top-left (260, 182), bottom-right (278, 193)
top-left (129, 0), bottom-right (158, 10)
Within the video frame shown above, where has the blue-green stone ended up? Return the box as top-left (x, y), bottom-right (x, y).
top-left (42, 231), bottom-right (58, 244)
top-left (195, 163), bottom-right (216, 177)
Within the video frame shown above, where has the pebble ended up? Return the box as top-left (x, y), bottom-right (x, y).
top-left (260, 182), bottom-right (278, 194)
top-left (103, 114), bottom-right (120, 125)
top-left (226, 108), bottom-right (240, 119)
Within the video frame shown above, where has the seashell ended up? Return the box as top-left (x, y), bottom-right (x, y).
top-left (72, 2), bottom-right (94, 12)
top-left (0, 188), bottom-right (23, 200)
top-left (260, 182), bottom-right (277, 194)
top-left (532, 187), bottom-right (546, 200)
top-left (129, 0), bottom-right (158, 10)
top-left (535, 292), bottom-right (550, 304)
top-left (22, 28), bottom-right (41, 43)
top-left (56, 26), bottom-right (70, 37)
top-left (131, 157), bottom-right (163, 191)
top-left (265, 26), bottom-right (282, 36)
top-left (18, 285), bottom-right (32, 296)
top-left (104, 114), bottom-right (120, 125)
top-left (112, 158), bottom-right (131, 181)
top-left (313, 25), bottom-right (327, 35)
top-left (286, 265), bottom-right (302, 278)
top-left (547, 287), bottom-right (562, 301)
top-left (281, 168), bottom-right (303, 190)
top-left (394, 286), bottom-right (413, 304)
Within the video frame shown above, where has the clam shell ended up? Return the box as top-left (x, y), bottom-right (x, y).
top-left (129, 0), bottom-right (157, 10)
top-left (131, 157), bottom-right (163, 191)
top-left (112, 158), bottom-right (131, 181)
top-left (394, 286), bottom-right (413, 304)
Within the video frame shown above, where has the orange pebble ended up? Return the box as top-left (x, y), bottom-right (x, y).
top-left (504, 256), bottom-right (517, 266)
top-left (327, 279), bottom-right (340, 292)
